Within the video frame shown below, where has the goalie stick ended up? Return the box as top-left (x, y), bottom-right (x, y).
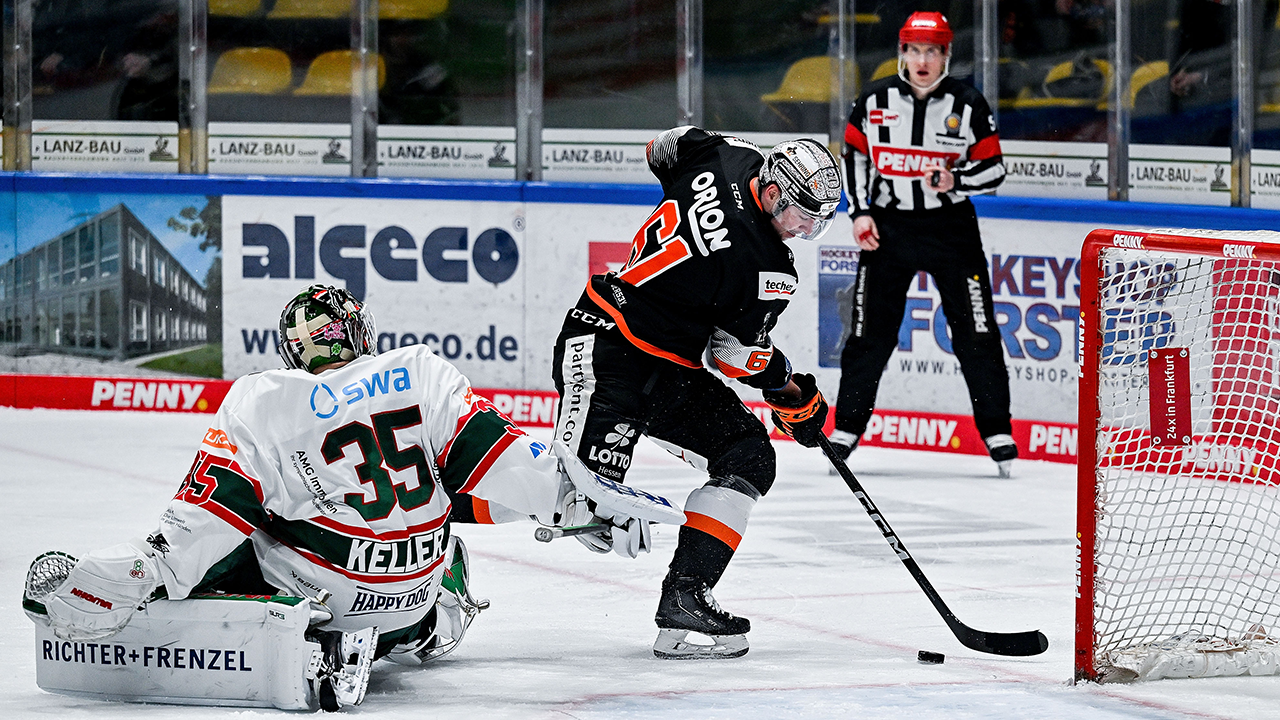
top-left (818, 435), bottom-right (1049, 657)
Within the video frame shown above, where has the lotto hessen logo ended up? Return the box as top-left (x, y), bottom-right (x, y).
top-left (868, 109), bottom-right (901, 126)
top-left (759, 272), bottom-right (798, 300)
top-left (871, 147), bottom-right (960, 177)
top-left (1112, 233), bottom-right (1145, 249)
top-left (1223, 243), bottom-right (1256, 259)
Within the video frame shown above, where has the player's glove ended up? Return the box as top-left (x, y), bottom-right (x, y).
top-left (763, 373), bottom-right (828, 448)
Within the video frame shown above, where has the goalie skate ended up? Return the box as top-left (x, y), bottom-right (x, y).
top-left (652, 575), bottom-right (749, 660)
top-left (307, 626), bottom-right (378, 712)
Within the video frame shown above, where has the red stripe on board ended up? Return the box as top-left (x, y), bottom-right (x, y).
top-left (0, 375), bottom-right (231, 413)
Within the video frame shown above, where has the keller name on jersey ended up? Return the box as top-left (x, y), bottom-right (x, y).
top-left (758, 272), bottom-right (798, 300)
top-left (346, 525), bottom-right (446, 575)
top-left (872, 147), bottom-right (961, 177)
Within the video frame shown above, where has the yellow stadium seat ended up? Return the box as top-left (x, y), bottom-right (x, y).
top-left (381, 0), bottom-right (448, 20)
top-left (871, 57), bottom-right (899, 82)
top-left (1130, 60), bottom-right (1169, 107)
top-left (760, 56), bottom-right (856, 104)
top-left (208, 48), bottom-right (292, 94)
top-left (268, 0), bottom-right (350, 20)
top-left (294, 51), bottom-right (387, 96)
top-left (1013, 58), bottom-right (1112, 109)
top-left (210, 0), bottom-right (260, 17)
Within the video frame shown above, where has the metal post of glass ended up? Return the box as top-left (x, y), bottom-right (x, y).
top-left (516, 0), bottom-right (543, 181)
top-left (979, 0), bottom-right (998, 122)
top-left (1232, 1), bottom-right (1254, 207)
top-left (2, 0), bottom-right (32, 171)
top-left (1107, 0), bottom-right (1130, 201)
top-left (178, 0), bottom-right (208, 174)
top-left (351, 0), bottom-right (379, 178)
top-left (828, 0), bottom-right (854, 157)
top-left (677, 0), bottom-right (703, 127)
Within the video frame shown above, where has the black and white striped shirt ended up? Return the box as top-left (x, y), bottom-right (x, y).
top-left (843, 76), bottom-right (1004, 214)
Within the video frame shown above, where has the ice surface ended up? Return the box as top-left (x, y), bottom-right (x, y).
top-left (3, 407), bottom-right (1278, 719)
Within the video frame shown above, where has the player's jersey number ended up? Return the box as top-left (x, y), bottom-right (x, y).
top-left (321, 406), bottom-right (436, 521)
top-left (618, 199), bottom-right (692, 286)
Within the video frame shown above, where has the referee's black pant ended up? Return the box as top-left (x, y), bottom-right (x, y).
top-left (834, 201), bottom-right (1012, 441)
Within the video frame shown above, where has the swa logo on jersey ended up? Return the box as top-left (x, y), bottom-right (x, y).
top-left (310, 366), bottom-right (412, 419)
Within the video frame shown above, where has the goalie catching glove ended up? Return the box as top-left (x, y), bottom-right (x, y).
top-left (763, 373), bottom-right (828, 447)
top-left (551, 441), bottom-right (685, 558)
top-left (25, 540), bottom-right (161, 641)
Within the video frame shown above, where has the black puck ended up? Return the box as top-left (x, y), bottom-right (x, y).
top-left (917, 650), bottom-right (945, 664)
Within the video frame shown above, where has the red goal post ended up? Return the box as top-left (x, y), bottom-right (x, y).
top-left (1077, 227), bottom-right (1280, 683)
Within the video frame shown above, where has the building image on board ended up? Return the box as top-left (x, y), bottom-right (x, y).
top-left (0, 204), bottom-right (208, 360)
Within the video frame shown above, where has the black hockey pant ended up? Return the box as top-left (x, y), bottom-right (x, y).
top-left (834, 202), bottom-right (1012, 440)
top-left (552, 308), bottom-right (775, 588)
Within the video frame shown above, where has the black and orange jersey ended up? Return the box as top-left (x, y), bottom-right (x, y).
top-left (576, 126), bottom-right (796, 391)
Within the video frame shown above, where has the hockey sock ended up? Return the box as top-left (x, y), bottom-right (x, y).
top-left (668, 484), bottom-right (757, 587)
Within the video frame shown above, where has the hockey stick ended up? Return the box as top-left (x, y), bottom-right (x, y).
top-left (533, 523), bottom-right (611, 543)
top-left (818, 435), bottom-right (1049, 657)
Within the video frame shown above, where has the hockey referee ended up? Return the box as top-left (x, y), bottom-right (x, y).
top-left (830, 11), bottom-right (1017, 477)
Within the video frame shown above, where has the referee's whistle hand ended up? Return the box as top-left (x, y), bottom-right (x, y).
top-left (853, 216), bottom-right (879, 251)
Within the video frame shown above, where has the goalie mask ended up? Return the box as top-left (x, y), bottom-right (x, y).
top-left (758, 138), bottom-right (841, 242)
top-left (278, 285), bottom-right (377, 373)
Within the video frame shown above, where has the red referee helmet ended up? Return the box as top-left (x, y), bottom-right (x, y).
top-left (899, 11), bottom-right (953, 49)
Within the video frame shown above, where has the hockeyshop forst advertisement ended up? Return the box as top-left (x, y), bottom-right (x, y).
top-left (815, 217), bottom-right (1088, 463)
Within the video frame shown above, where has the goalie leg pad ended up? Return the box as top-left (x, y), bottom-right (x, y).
top-left (385, 536), bottom-right (489, 666)
top-left (33, 595), bottom-right (337, 710)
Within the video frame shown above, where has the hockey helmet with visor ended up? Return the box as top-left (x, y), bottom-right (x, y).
top-left (278, 284), bottom-right (377, 373)
top-left (898, 12), bottom-right (953, 92)
top-left (759, 138), bottom-right (841, 242)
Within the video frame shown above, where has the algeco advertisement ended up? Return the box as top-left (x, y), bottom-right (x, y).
top-left (222, 196), bottom-right (529, 386)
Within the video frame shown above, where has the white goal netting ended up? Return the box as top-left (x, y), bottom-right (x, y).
top-left (1084, 228), bottom-right (1280, 682)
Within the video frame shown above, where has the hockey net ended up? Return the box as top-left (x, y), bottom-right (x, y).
top-left (1077, 228), bottom-right (1280, 683)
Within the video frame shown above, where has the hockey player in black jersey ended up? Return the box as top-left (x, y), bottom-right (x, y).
top-left (552, 126), bottom-right (839, 659)
top-left (832, 11), bottom-right (1017, 477)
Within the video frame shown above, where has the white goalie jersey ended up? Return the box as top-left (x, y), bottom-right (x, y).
top-left (151, 344), bottom-right (563, 634)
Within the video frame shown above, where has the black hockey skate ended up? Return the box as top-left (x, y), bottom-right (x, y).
top-left (653, 574), bottom-right (750, 659)
top-left (826, 430), bottom-right (859, 476)
top-left (984, 433), bottom-right (1018, 479)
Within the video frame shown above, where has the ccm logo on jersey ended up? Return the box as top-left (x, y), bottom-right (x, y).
top-left (868, 109), bottom-right (901, 126)
top-left (871, 148), bottom-right (960, 178)
top-left (758, 272), bottom-right (798, 300)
